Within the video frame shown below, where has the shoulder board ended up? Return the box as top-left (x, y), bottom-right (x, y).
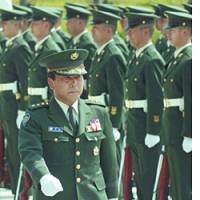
top-left (29, 102), bottom-right (49, 110)
top-left (84, 99), bottom-right (106, 107)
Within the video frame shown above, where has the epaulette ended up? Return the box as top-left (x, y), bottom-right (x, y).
top-left (29, 101), bottom-right (49, 110)
top-left (84, 99), bottom-right (106, 107)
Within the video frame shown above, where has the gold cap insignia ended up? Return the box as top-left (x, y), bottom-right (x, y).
top-left (70, 52), bottom-right (79, 60)
top-left (153, 115), bottom-right (160, 123)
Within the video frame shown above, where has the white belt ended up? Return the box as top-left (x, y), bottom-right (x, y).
top-left (163, 97), bottom-right (184, 111)
top-left (0, 81), bottom-right (17, 94)
top-left (88, 93), bottom-right (109, 105)
top-left (125, 99), bottom-right (147, 112)
top-left (28, 87), bottom-right (48, 100)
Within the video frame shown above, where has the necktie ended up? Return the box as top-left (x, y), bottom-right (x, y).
top-left (68, 106), bottom-right (78, 136)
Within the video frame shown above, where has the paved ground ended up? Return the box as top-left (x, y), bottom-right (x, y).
top-left (0, 188), bottom-right (33, 200)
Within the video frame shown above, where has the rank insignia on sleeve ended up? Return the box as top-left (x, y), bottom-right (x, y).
top-left (153, 115), bottom-right (160, 123)
top-left (22, 113), bottom-right (31, 127)
top-left (93, 146), bottom-right (99, 156)
top-left (110, 106), bottom-right (117, 115)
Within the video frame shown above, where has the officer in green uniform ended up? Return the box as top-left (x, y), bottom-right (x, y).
top-left (161, 11), bottom-right (192, 200)
top-left (125, 12), bottom-right (165, 200)
top-left (18, 49), bottom-right (118, 200)
top-left (13, 4), bottom-right (37, 52)
top-left (0, 23), bottom-right (6, 50)
top-left (0, 8), bottom-right (33, 194)
top-left (28, 6), bottom-right (61, 106)
top-left (93, 4), bottom-right (129, 59)
top-left (64, 4), bottom-right (96, 79)
top-left (153, 4), bottom-right (188, 55)
top-left (49, 7), bottom-right (70, 48)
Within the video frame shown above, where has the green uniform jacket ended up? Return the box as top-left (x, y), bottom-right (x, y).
top-left (66, 31), bottom-right (96, 77)
top-left (18, 98), bottom-right (118, 200)
top-left (113, 33), bottom-right (129, 59)
top-left (0, 36), bottom-right (33, 120)
top-left (50, 30), bottom-right (66, 50)
top-left (161, 44), bottom-right (176, 64)
top-left (88, 41), bottom-right (127, 128)
top-left (0, 30), bottom-right (6, 50)
top-left (28, 36), bottom-right (61, 105)
top-left (161, 45), bottom-right (192, 145)
top-left (56, 28), bottom-right (70, 48)
top-left (125, 44), bottom-right (165, 144)
top-left (23, 30), bottom-right (36, 52)
top-left (155, 36), bottom-right (168, 55)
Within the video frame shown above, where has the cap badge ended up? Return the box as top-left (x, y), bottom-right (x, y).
top-left (70, 52), bottom-right (79, 60)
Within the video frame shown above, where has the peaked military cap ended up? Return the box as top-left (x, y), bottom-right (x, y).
top-left (31, 6), bottom-right (59, 23)
top-left (64, 3), bottom-right (87, 9)
top-left (126, 12), bottom-right (158, 29)
top-left (153, 4), bottom-right (188, 18)
top-left (164, 11), bottom-right (192, 29)
top-left (93, 4), bottom-right (123, 17)
top-left (65, 5), bottom-right (91, 20)
top-left (46, 7), bottom-right (63, 17)
top-left (91, 9), bottom-right (120, 25)
top-left (183, 4), bottom-right (192, 14)
top-left (0, 8), bottom-right (26, 21)
top-left (40, 49), bottom-right (89, 76)
top-left (127, 6), bottom-right (154, 14)
top-left (13, 4), bottom-right (33, 20)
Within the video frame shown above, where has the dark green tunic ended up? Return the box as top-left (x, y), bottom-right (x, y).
top-left (18, 98), bottom-right (118, 200)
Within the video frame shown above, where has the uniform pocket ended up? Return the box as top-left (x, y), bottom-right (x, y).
top-left (94, 174), bottom-right (106, 191)
top-left (85, 131), bottom-right (106, 141)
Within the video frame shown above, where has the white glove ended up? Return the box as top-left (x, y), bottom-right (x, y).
top-left (182, 137), bottom-right (192, 153)
top-left (40, 174), bottom-right (63, 197)
top-left (112, 128), bottom-right (120, 141)
top-left (16, 110), bottom-right (25, 129)
top-left (145, 133), bottom-right (160, 148)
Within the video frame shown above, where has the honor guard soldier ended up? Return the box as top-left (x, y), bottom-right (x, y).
top-left (28, 6), bottom-right (61, 106)
top-left (93, 4), bottom-right (129, 59)
top-left (161, 11), bottom-right (192, 200)
top-left (14, 4), bottom-right (37, 52)
top-left (49, 7), bottom-right (70, 48)
top-left (154, 4), bottom-right (188, 56)
top-left (125, 12), bottom-right (165, 200)
top-left (0, 8), bottom-right (33, 194)
top-left (18, 49), bottom-right (118, 200)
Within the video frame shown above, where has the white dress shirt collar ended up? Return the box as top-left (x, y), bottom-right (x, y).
top-left (96, 39), bottom-right (114, 55)
top-left (174, 43), bottom-right (192, 58)
top-left (135, 42), bottom-right (152, 58)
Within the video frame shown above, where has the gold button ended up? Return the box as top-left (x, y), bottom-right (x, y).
top-left (163, 78), bottom-right (167, 82)
top-left (125, 89), bottom-right (128, 92)
top-left (75, 138), bottom-right (80, 143)
top-left (76, 151), bottom-right (80, 156)
top-left (96, 74), bottom-right (99, 77)
top-left (76, 177), bottom-right (81, 183)
top-left (136, 61), bottom-right (139, 65)
top-left (134, 77), bottom-right (137, 81)
top-left (54, 138), bottom-right (58, 143)
top-left (170, 79), bottom-right (174, 82)
top-left (76, 164), bottom-right (81, 170)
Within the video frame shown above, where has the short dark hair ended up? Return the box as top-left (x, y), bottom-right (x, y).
top-left (47, 72), bottom-right (56, 80)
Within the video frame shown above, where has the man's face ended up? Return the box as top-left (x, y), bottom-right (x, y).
top-left (31, 20), bottom-right (47, 39)
top-left (92, 24), bottom-right (107, 45)
top-left (66, 18), bottom-right (79, 36)
top-left (48, 75), bottom-right (84, 105)
top-left (2, 20), bottom-right (18, 38)
top-left (128, 26), bottom-right (143, 48)
top-left (168, 27), bottom-right (181, 47)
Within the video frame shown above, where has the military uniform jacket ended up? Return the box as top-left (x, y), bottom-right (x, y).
top-left (155, 36), bottom-right (168, 55)
top-left (50, 30), bottom-right (66, 50)
top-left (161, 44), bottom-right (175, 64)
top-left (125, 44), bottom-right (165, 144)
top-left (28, 36), bottom-right (61, 105)
top-left (0, 30), bottom-right (6, 50)
top-left (66, 31), bottom-right (96, 78)
top-left (88, 41), bottom-right (127, 128)
top-left (23, 30), bottom-right (37, 52)
top-left (161, 45), bottom-right (192, 145)
top-left (56, 28), bottom-right (70, 48)
top-left (0, 36), bottom-right (33, 120)
top-left (113, 33), bottom-right (129, 59)
top-left (18, 98), bottom-right (118, 200)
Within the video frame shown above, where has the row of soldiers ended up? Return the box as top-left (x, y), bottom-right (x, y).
top-left (0, 1), bottom-right (192, 200)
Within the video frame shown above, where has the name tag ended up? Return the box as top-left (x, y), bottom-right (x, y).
top-left (48, 126), bottom-right (64, 133)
